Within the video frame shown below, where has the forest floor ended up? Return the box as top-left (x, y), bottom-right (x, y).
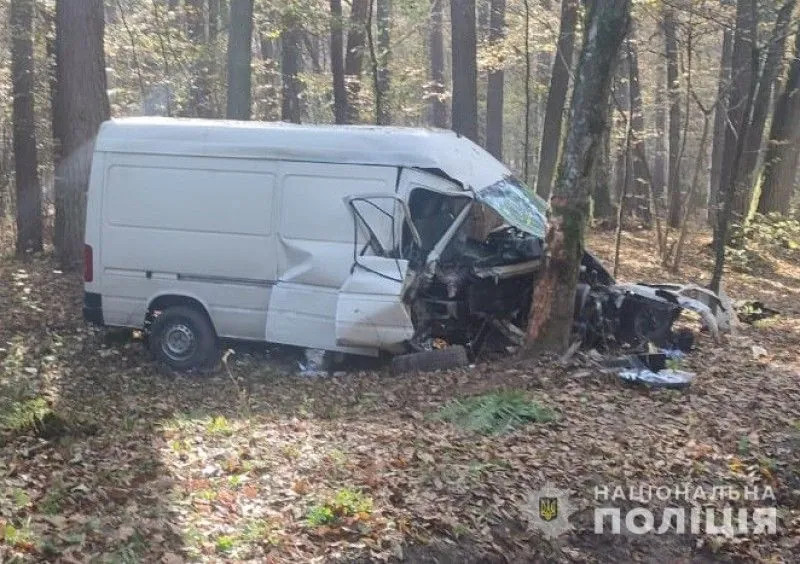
top-left (1, 227), bottom-right (799, 563)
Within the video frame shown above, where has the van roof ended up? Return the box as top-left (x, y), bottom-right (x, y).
top-left (94, 117), bottom-right (511, 191)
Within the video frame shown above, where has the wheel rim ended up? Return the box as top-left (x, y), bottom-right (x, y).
top-left (162, 323), bottom-right (197, 362)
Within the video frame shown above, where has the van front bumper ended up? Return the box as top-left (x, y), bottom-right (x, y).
top-left (83, 292), bottom-right (105, 326)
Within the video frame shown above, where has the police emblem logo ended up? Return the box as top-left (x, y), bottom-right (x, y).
top-left (539, 497), bottom-right (558, 522)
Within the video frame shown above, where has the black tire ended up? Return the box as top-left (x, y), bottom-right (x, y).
top-left (149, 306), bottom-right (218, 371)
top-left (391, 345), bottom-right (469, 375)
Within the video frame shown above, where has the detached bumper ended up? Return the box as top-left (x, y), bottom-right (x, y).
top-left (83, 292), bottom-right (104, 326)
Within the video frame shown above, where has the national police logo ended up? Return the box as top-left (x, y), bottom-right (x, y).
top-left (539, 497), bottom-right (559, 521)
top-left (521, 482), bottom-right (576, 539)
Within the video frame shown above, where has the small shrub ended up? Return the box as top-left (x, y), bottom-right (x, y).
top-left (215, 534), bottom-right (236, 553)
top-left (206, 415), bottom-right (233, 436)
top-left (434, 390), bottom-right (555, 434)
top-left (306, 488), bottom-right (373, 527)
top-left (0, 397), bottom-right (50, 433)
top-left (306, 506), bottom-right (335, 527)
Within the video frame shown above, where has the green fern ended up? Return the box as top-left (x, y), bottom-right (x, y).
top-left (434, 391), bottom-right (555, 434)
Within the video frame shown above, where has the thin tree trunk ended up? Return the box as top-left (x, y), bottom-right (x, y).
top-left (330, 0), bottom-right (348, 124)
top-left (709, 26), bottom-right (734, 223)
top-left (711, 0), bottom-right (758, 293)
top-left (627, 35), bottom-right (652, 224)
top-left (523, 0), bottom-right (532, 182)
top-left (345, 0), bottom-right (370, 124)
top-left (281, 11), bottom-right (304, 123)
top-left (451, 0), bottom-right (479, 142)
top-left (48, 5), bottom-right (64, 252)
top-left (593, 102), bottom-right (614, 220)
top-left (664, 7), bottom-right (682, 228)
top-left (376, 0), bottom-right (391, 125)
top-left (527, 0), bottom-right (630, 353)
top-left (428, 0), bottom-right (447, 128)
top-left (535, 0), bottom-right (578, 198)
top-left (11, 0), bottom-right (42, 255)
top-left (226, 0), bottom-right (253, 120)
top-left (653, 53), bottom-right (666, 204)
top-left (55, 0), bottom-right (110, 270)
top-left (758, 27), bottom-right (800, 214)
top-left (485, 0), bottom-right (505, 159)
top-left (737, 0), bottom-right (796, 213)
top-left (185, 0), bottom-right (214, 117)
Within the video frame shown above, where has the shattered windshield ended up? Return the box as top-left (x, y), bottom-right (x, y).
top-left (476, 176), bottom-right (548, 239)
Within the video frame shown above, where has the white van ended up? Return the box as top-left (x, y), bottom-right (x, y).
top-left (83, 118), bottom-right (550, 370)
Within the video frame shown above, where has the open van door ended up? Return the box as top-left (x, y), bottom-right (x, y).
top-left (335, 195), bottom-right (420, 350)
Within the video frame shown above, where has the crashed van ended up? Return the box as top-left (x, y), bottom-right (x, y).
top-left (83, 118), bottom-right (714, 371)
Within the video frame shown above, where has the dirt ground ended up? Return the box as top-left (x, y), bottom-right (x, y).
top-left (1, 228), bottom-right (799, 563)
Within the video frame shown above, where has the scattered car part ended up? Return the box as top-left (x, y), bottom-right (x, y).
top-left (391, 345), bottom-right (470, 375)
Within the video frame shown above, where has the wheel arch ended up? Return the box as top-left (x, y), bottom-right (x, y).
top-left (146, 293), bottom-right (216, 335)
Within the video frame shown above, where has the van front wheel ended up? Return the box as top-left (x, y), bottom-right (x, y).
top-left (149, 306), bottom-right (217, 371)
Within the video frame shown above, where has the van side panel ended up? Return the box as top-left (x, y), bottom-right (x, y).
top-left (265, 162), bottom-right (397, 354)
top-left (99, 153), bottom-right (278, 340)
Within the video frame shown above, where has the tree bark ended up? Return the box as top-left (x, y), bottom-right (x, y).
top-left (345, 0), bottom-right (370, 124)
top-left (428, 0), bottom-right (447, 128)
top-left (653, 54), bottom-right (666, 202)
top-left (708, 25), bottom-right (734, 223)
top-left (711, 0), bottom-right (758, 293)
top-left (330, 0), bottom-right (348, 124)
top-left (627, 36), bottom-right (652, 223)
top-left (664, 7), bottom-right (682, 228)
top-left (535, 0), bottom-right (578, 198)
top-left (11, 0), bottom-right (43, 255)
top-left (737, 0), bottom-right (796, 213)
top-left (593, 93), bottom-right (614, 220)
top-left (717, 0), bottom-right (758, 228)
top-left (281, 11), bottom-right (304, 123)
top-left (485, 0), bottom-right (505, 159)
top-left (376, 0), bottom-right (391, 125)
top-left (450, 0), bottom-right (479, 142)
top-left (226, 0), bottom-right (253, 120)
top-left (527, 0), bottom-right (630, 353)
top-left (55, 0), bottom-right (110, 270)
top-left (758, 27), bottom-right (800, 214)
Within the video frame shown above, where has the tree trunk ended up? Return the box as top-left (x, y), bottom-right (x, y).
top-left (758, 27), bottom-right (800, 214)
top-left (527, 0), bottom-right (630, 353)
top-left (708, 26), bottom-right (734, 223)
top-left (593, 93), bottom-right (614, 220)
top-left (330, 0), bottom-right (348, 124)
top-left (55, 0), bottom-right (110, 270)
top-left (48, 5), bottom-right (65, 252)
top-left (185, 0), bottom-right (214, 117)
top-left (535, 0), bottom-right (578, 198)
top-left (716, 0), bottom-right (758, 229)
top-left (281, 11), bottom-right (304, 123)
top-left (376, 0), bottom-right (391, 125)
top-left (711, 0), bottom-right (758, 293)
top-left (653, 55), bottom-right (666, 202)
top-left (664, 7), bottom-right (682, 228)
top-left (450, 0), bottom-right (479, 142)
top-left (485, 0), bottom-right (505, 159)
top-left (627, 36), bottom-right (652, 223)
top-left (226, 0), bottom-right (253, 120)
top-left (428, 0), bottom-right (447, 128)
top-left (345, 0), bottom-right (370, 124)
top-left (737, 0), bottom-right (796, 213)
top-left (11, 0), bottom-right (43, 255)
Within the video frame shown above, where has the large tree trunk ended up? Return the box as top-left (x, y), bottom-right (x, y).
top-left (737, 0), bottom-right (796, 213)
top-left (226, 0), bottom-right (253, 120)
top-left (330, 0), bottom-right (348, 124)
top-left (345, 0), bottom-right (370, 124)
top-left (708, 25), bottom-right (734, 224)
top-left (527, 0), bottom-right (630, 353)
top-left (716, 0), bottom-right (758, 229)
top-left (375, 0), bottom-right (391, 125)
top-left (55, 0), bottom-right (110, 270)
top-left (711, 0), bottom-right (758, 293)
top-left (450, 0), bottom-right (479, 142)
top-left (281, 11), bottom-right (304, 123)
top-left (428, 0), bottom-right (447, 128)
top-left (757, 27), bottom-right (800, 214)
top-left (664, 7), bottom-right (682, 228)
top-left (485, 0), bottom-right (505, 159)
top-left (11, 0), bottom-right (43, 255)
top-left (535, 0), bottom-right (578, 198)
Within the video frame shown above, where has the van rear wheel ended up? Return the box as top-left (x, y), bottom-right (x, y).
top-left (149, 306), bottom-right (217, 371)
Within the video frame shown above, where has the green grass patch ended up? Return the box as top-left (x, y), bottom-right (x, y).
top-left (0, 397), bottom-right (51, 434)
top-left (434, 390), bottom-right (555, 434)
top-left (306, 487), bottom-right (373, 527)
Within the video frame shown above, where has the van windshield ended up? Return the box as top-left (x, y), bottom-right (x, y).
top-left (475, 176), bottom-right (548, 239)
